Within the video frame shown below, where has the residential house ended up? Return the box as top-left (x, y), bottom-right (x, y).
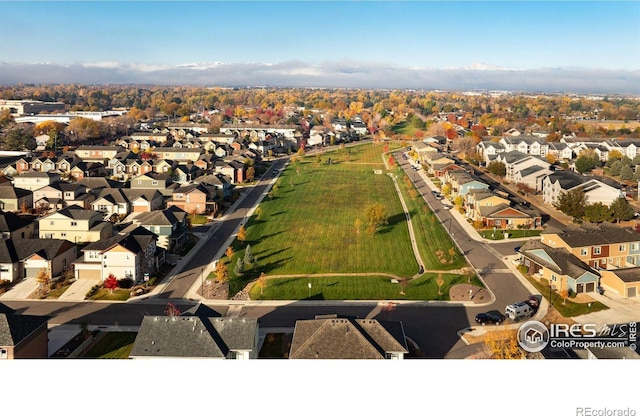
top-left (541, 224), bottom-right (640, 269)
top-left (153, 147), bottom-right (202, 162)
top-left (124, 189), bottom-right (165, 213)
top-left (600, 267), bottom-right (640, 298)
top-left (494, 151), bottom-right (550, 183)
top-left (0, 186), bottom-right (32, 212)
top-left (73, 226), bottom-right (159, 283)
top-left (465, 189), bottom-right (510, 221)
top-left (0, 211), bottom-right (36, 240)
top-left (69, 161), bottom-right (105, 180)
top-left (166, 183), bottom-right (218, 215)
top-left (499, 135), bottom-right (549, 157)
top-left (91, 189), bottom-right (131, 218)
top-left (73, 177), bottom-right (123, 194)
top-left (29, 157), bottom-right (57, 173)
top-left (173, 164), bottom-right (201, 184)
top-left (0, 311), bottom-right (49, 359)
top-left (476, 203), bottom-right (542, 230)
top-left (16, 238), bottom-right (77, 280)
top-left (0, 239), bottom-right (21, 282)
top-left (129, 316), bottom-right (259, 359)
top-left (289, 315), bottom-right (408, 359)
top-left (195, 174), bottom-right (233, 198)
top-left (477, 140), bottom-right (506, 163)
top-left (74, 146), bottom-right (126, 162)
top-left (130, 207), bottom-right (188, 253)
top-left (33, 183), bottom-right (65, 211)
top-left (39, 205), bottom-right (112, 243)
top-left (12, 171), bottom-right (60, 191)
top-left (152, 159), bottom-right (179, 175)
top-left (542, 171), bottom-right (624, 207)
top-left (513, 165), bottom-right (553, 192)
top-left (548, 142), bottom-right (575, 161)
top-left (519, 239), bottom-right (600, 294)
top-left (130, 172), bottom-right (177, 197)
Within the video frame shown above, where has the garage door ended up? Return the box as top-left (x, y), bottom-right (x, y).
top-left (628, 287), bottom-right (637, 298)
top-left (78, 269), bottom-right (101, 280)
top-left (25, 268), bottom-right (40, 279)
top-left (585, 282), bottom-right (595, 293)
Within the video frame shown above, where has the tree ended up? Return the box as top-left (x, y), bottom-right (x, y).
top-left (225, 246), bottom-right (234, 259)
top-left (215, 261), bottom-right (229, 283)
top-left (237, 225), bottom-right (247, 242)
top-left (164, 302), bottom-right (181, 317)
top-left (574, 154), bottom-right (600, 174)
top-left (560, 288), bottom-right (569, 305)
top-left (609, 160), bottom-right (623, 176)
top-left (483, 329), bottom-right (525, 359)
top-left (487, 161), bottom-right (506, 177)
top-left (244, 244), bottom-right (254, 266)
top-left (441, 183), bottom-right (452, 196)
top-left (365, 203), bottom-right (388, 235)
top-left (620, 165), bottom-right (634, 181)
top-left (256, 272), bottom-right (267, 295)
top-left (36, 268), bottom-right (50, 294)
top-left (104, 274), bottom-right (118, 293)
top-left (436, 274), bottom-right (445, 296)
top-left (399, 278), bottom-right (409, 296)
top-left (246, 165), bottom-right (255, 182)
top-left (583, 202), bottom-right (612, 223)
top-left (1, 125), bottom-right (35, 151)
top-left (234, 257), bottom-right (245, 276)
top-left (609, 197), bottom-right (634, 223)
top-left (554, 188), bottom-right (587, 223)
top-left (65, 117), bottom-right (103, 141)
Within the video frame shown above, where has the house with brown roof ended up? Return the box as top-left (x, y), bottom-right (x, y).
top-left (289, 315), bottom-right (408, 359)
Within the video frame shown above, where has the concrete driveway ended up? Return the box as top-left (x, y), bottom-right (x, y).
top-left (0, 278), bottom-right (38, 300)
top-left (573, 290), bottom-right (640, 326)
top-left (57, 278), bottom-right (100, 301)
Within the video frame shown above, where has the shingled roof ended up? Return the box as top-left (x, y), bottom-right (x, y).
top-left (0, 313), bottom-right (49, 347)
top-left (544, 224), bottom-right (640, 247)
top-left (130, 316), bottom-right (257, 358)
top-left (519, 240), bottom-right (598, 279)
top-left (289, 316), bottom-right (408, 359)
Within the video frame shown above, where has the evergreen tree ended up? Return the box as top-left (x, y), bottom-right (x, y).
top-left (244, 244), bottom-right (254, 266)
top-left (234, 257), bottom-right (245, 276)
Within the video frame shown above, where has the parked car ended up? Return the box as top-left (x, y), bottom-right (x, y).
top-left (442, 204), bottom-right (452, 210)
top-left (475, 312), bottom-right (505, 326)
top-left (505, 302), bottom-right (534, 321)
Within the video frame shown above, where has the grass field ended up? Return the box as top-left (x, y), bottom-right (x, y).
top-left (226, 143), bottom-right (418, 293)
top-left (222, 143), bottom-right (474, 298)
top-left (249, 273), bottom-right (479, 301)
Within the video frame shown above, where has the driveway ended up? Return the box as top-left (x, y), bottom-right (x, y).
top-left (57, 278), bottom-right (101, 301)
top-left (572, 290), bottom-right (640, 326)
top-left (0, 278), bottom-right (38, 300)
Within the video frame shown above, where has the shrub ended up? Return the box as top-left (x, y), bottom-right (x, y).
top-left (118, 277), bottom-right (134, 289)
top-left (0, 279), bottom-right (11, 288)
top-left (86, 284), bottom-right (101, 298)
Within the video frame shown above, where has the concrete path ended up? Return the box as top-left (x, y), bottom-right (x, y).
top-left (0, 278), bottom-right (38, 300)
top-left (57, 278), bottom-right (100, 301)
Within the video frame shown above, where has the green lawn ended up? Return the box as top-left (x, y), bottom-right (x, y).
top-left (226, 143), bottom-right (419, 294)
top-left (391, 120), bottom-right (421, 137)
top-left (521, 269), bottom-right (608, 317)
top-left (393, 165), bottom-right (467, 270)
top-left (249, 273), bottom-right (479, 301)
top-left (82, 332), bottom-right (137, 358)
top-left (88, 289), bottom-right (131, 301)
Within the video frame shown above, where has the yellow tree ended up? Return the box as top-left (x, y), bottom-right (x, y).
top-left (215, 261), bottom-right (229, 284)
top-left (256, 272), bottom-right (267, 295)
top-left (483, 329), bottom-right (526, 359)
top-left (225, 246), bottom-right (234, 259)
top-left (237, 225), bottom-right (247, 242)
top-left (36, 268), bottom-right (50, 295)
top-left (436, 274), bottom-right (445, 296)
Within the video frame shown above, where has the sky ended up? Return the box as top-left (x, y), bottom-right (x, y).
top-left (1, 1), bottom-right (639, 92)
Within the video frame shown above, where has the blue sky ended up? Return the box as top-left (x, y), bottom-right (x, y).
top-left (1, 1), bottom-right (639, 91)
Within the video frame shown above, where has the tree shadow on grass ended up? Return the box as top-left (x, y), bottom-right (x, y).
top-left (257, 247), bottom-right (291, 262)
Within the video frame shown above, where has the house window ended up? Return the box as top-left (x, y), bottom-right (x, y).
top-left (619, 244), bottom-right (626, 252)
top-left (152, 181), bottom-right (158, 186)
top-left (593, 247), bottom-right (602, 255)
top-left (50, 221), bottom-right (54, 225)
top-left (70, 221), bottom-right (77, 227)
top-left (580, 248), bottom-right (588, 256)
top-left (551, 275), bottom-right (557, 282)
top-left (0, 349), bottom-right (7, 359)
top-left (61, 232), bottom-right (66, 237)
top-left (632, 243), bottom-right (639, 251)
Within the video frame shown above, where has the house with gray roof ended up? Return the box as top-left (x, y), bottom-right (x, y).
top-left (39, 205), bottom-right (112, 243)
top-left (0, 186), bottom-right (32, 212)
top-left (0, 211), bottom-right (36, 240)
top-left (513, 164), bottom-right (552, 192)
top-left (289, 315), bottom-right (408, 359)
top-left (13, 238), bottom-right (77, 281)
top-left (130, 316), bottom-right (258, 359)
top-left (129, 207), bottom-right (187, 253)
top-left (542, 170), bottom-right (623, 207)
top-left (0, 312), bottom-right (49, 359)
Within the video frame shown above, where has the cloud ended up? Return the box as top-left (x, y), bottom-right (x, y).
top-left (0, 61), bottom-right (638, 94)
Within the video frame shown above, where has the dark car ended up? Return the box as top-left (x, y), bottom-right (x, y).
top-left (475, 312), bottom-right (505, 326)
